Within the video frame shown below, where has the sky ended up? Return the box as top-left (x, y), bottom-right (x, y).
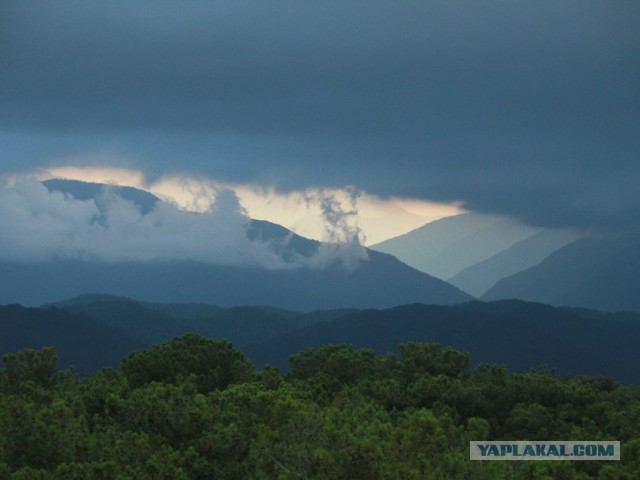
top-left (1, 0), bottom-right (639, 239)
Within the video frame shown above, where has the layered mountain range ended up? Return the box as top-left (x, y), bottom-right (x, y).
top-left (0, 179), bottom-right (471, 310)
top-left (483, 230), bottom-right (640, 312)
top-left (373, 212), bottom-right (639, 313)
top-left (2, 178), bottom-right (638, 384)
top-left (2, 178), bottom-right (637, 314)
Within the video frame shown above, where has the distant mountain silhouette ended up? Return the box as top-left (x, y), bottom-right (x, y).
top-left (46, 295), bottom-right (318, 352)
top-left (449, 228), bottom-right (581, 296)
top-left (246, 300), bottom-right (640, 384)
top-left (0, 252), bottom-right (471, 310)
top-left (0, 295), bottom-right (354, 371)
top-left (0, 304), bottom-right (144, 371)
top-left (0, 180), bottom-right (471, 310)
top-left (371, 213), bottom-right (539, 279)
top-left (2, 297), bottom-right (638, 383)
top-left (44, 178), bottom-right (159, 214)
top-left (483, 230), bottom-right (640, 312)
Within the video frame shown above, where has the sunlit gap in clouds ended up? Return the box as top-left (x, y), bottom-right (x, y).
top-left (35, 166), bottom-right (465, 245)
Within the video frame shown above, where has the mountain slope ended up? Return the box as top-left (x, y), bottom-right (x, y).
top-left (0, 251), bottom-right (472, 310)
top-left (44, 178), bottom-right (159, 213)
top-left (2, 297), bottom-right (639, 383)
top-left (0, 295), bottom-right (345, 371)
top-left (0, 180), bottom-right (472, 310)
top-left (483, 231), bottom-right (640, 312)
top-left (448, 228), bottom-right (581, 296)
top-left (47, 295), bottom-right (317, 351)
top-left (371, 213), bottom-right (539, 279)
top-left (246, 300), bottom-right (640, 383)
top-left (0, 304), bottom-right (144, 371)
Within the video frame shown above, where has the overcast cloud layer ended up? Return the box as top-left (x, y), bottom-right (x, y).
top-left (1, 1), bottom-right (639, 229)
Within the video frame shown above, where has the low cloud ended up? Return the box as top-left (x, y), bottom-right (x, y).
top-left (38, 166), bottom-right (463, 244)
top-left (316, 188), bottom-right (364, 244)
top-left (0, 178), bottom-right (369, 269)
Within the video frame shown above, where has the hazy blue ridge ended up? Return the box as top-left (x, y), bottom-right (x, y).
top-left (372, 213), bottom-right (539, 279)
top-left (448, 228), bottom-right (581, 297)
top-left (483, 231), bottom-right (640, 313)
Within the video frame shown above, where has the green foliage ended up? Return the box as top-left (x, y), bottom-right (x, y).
top-left (120, 333), bottom-right (256, 393)
top-left (399, 342), bottom-right (470, 379)
top-left (290, 344), bottom-right (379, 381)
top-left (2, 347), bottom-right (57, 389)
top-left (0, 338), bottom-right (638, 478)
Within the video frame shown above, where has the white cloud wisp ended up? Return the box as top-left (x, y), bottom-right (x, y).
top-left (0, 179), bottom-right (368, 269)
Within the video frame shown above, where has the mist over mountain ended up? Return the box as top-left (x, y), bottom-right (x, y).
top-left (1, 4), bottom-right (639, 476)
top-left (5, 178), bottom-right (637, 313)
top-left (371, 213), bottom-right (539, 280)
top-left (0, 179), bottom-right (471, 310)
top-left (483, 231), bottom-right (640, 313)
top-left (44, 178), bottom-right (160, 214)
top-left (448, 228), bottom-right (582, 297)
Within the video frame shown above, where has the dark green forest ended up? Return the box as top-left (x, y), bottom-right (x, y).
top-left (1, 335), bottom-right (638, 479)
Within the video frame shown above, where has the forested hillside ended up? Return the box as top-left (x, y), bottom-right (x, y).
top-left (248, 300), bottom-right (640, 383)
top-left (4, 298), bottom-right (639, 384)
top-left (0, 336), bottom-right (638, 479)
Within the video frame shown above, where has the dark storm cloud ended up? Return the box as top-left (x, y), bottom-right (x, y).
top-left (1, 0), bottom-right (639, 229)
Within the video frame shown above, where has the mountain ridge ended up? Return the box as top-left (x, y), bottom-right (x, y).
top-left (0, 179), bottom-right (472, 310)
top-left (371, 212), bottom-right (539, 279)
top-left (2, 296), bottom-right (638, 384)
top-left (483, 230), bottom-right (640, 312)
top-left (448, 228), bottom-right (582, 296)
